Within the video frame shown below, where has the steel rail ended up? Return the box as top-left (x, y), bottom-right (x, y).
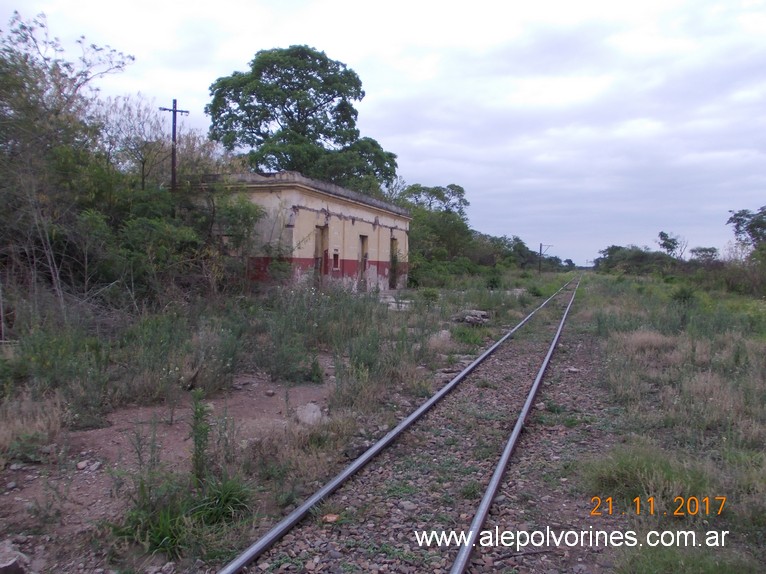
top-left (450, 275), bottom-right (582, 573)
top-left (218, 276), bottom-right (577, 574)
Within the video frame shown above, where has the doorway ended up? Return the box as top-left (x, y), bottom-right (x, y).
top-left (358, 235), bottom-right (368, 290)
top-left (314, 225), bottom-right (329, 284)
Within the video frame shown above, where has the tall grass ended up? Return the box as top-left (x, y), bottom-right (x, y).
top-left (582, 274), bottom-right (766, 570)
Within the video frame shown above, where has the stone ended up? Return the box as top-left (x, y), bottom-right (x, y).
top-left (265, 389), bottom-right (276, 397)
top-left (0, 540), bottom-right (29, 574)
top-left (0, 558), bottom-right (25, 574)
top-left (295, 402), bottom-right (323, 426)
top-left (399, 501), bottom-right (417, 511)
top-left (88, 461), bottom-right (102, 472)
top-left (452, 309), bottom-right (490, 325)
top-left (76, 461), bottom-right (89, 471)
top-left (5, 483), bottom-right (16, 492)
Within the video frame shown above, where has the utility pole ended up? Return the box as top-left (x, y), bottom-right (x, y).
top-left (159, 99), bottom-right (189, 192)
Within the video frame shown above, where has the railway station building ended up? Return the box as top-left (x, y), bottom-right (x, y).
top-left (205, 172), bottom-right (410, 291)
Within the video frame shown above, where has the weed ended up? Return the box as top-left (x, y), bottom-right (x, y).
top-left (545, 400), bottom-right (565, 414)
top-left (452, 324), bottom-right (487, 346)
top-left (29, 450), bottom-right (74, 526)
top-left (276, 489), bottom-right (298, 508)
top-left (473, 438), bottom-right (498, 460)
top-left (459, 480), bottom-right (483, 500)
top-left (331, 362), bottom-right (379, 411)
top-left (406, 378), bottom-right (432, 398)
top-left (583, 440), bottom-right (711, 505)
top-left (670, 285), bottom-right (697, 306)
top-left (615, 545), bottom-right (761, 574)
top-left (419, 288), bottom-right (440, 306)
top-left (0, 392), bottom-right (62, 460)
top-left (563, 415), bottom-right (582, 428)
top-left (114, 416), bottom-right (254, 562)
top-left (385, 481), bottom-right (418, 498)
top-left (477, 379), bottom-right (497, 390)
top-left (192, 475), bottom-right (251, 525)
top-left (190, 389), bottom-right (210, 488)
top-left (209, 410), bottom-right (240, 473)
top-left (306, 355), bottom-right (324, 383)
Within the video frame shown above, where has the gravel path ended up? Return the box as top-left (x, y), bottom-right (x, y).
top-left (236, 285), bottom-right (617, 574)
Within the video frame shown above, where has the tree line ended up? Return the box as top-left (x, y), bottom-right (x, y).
top-left (594, 213), bottom-right (766, 295)
top-left (0, 11), bottom-right (569, 337)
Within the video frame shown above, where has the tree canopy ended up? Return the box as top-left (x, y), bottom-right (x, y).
top-left (727, 206), bottom-right (766, 248)
top-left (206, 45), bottom-right (397, 192)
top-left (0, 13), bottom-right (262, 314)
top-left (657, 231), bottom-right (686, 259)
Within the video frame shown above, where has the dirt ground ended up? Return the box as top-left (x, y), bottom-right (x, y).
top-left (1, 296), bottom-right (623, 574)
top-left (0, 365), bottom-right (337, 574)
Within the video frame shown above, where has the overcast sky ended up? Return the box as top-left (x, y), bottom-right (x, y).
top-left (4, 0), bottom-right (766, 265)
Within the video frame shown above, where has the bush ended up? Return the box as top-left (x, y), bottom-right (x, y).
top-left (670, 285), bottom-right (696, 305)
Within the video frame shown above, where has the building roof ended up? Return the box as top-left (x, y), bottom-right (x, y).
top-left (203, 171), bottom-right (411, 219)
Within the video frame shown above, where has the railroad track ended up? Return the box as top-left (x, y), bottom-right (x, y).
top-left (221, 276), bottom-right (582, 574)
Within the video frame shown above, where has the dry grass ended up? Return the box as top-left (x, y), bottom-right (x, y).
top-left (608, 330), bottom-right (766, 447)
top-left (245, 414), bottom-right (357, 502)
top-left (614, 329), bottom-right (678, 354)
top-left (0, 392), bottom-right (63, 458)
top-left (587, 275), bottom-right (766, 570)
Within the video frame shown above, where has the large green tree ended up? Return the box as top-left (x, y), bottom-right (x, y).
top-left (206, 45), bottom-right (397, 192)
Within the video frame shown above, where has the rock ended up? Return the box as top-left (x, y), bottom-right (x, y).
top-left (295, 402), bottom-right (323, 426)
top-left (535, 402), bottom-right (546, 410)
top-left (399, 500), bottom-right (417, 511)
top-left (452, 310), bottom-right (490, 325)
top-left (343, 444), bottom-right (367, 459)
top-left (0, 558), bottom-right (25, 574)
top-left (5, 483), bottom-right (16, 491)
top-left (88, 461), bottom-right (102, 472)
top-left (76, 461), bottom-right (89, 471)
top-left (161, 562), bottom-right (176, 574)
top-left (0, 540), bottom-right (29, 574)
top-left (9, 464), bottom-right (22, 472)
top-left (265, 389), bottom-right (276, 397)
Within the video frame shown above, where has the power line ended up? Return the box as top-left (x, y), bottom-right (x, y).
top-left (538, 242), bottom-right (552, 274)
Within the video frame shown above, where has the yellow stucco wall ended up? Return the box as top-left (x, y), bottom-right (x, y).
top-left (217, 172), bottom-right (410, 289)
